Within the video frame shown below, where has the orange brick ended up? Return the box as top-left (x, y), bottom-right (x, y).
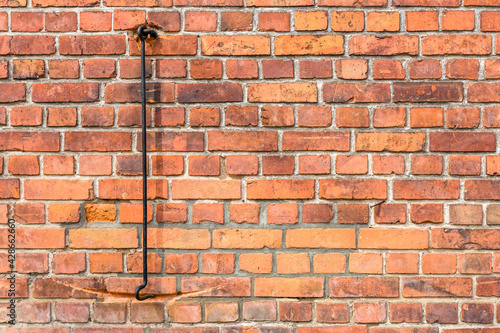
top-left (367, 12), bottom-right (400, 31)
top-left (295, 11), bottom-right (328, 30)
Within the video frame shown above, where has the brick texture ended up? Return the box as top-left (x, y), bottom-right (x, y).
top-left (0, 0), bottom-right (498, 329)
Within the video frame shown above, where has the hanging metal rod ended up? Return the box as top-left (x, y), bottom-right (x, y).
top-left (135, 25), bottom-right (157, 302)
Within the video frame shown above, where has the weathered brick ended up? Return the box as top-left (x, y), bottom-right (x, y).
top-left (324, 83), bottom-right (390, 103)
top-left (350, 35), bottom-right (418, 55)
top-left (422, 35), bottom-right (491, 55)
top-left (201, 36), bottom-right (270, 55)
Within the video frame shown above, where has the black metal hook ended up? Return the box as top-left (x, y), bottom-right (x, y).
top-left (135, 25), bottom-right (157, 302)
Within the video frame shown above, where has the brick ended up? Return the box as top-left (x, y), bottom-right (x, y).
top-left (468, 82), bottom-right (500, 102)
top-left (165, 253), bottom-right (198, 273)
top-left (206, 302), bottom-right (239, 322)
top-left (422, 35), bottom-right (491, 55)
top-left (329, 277), bottom-right (398, 298)
top-left (66, 132), bottom-right (131, 152)
top-left (320, 179), bottom-right (387, 199)
top-left (94, 303), bottom-right (126, 324)
top-left (139, 132), bottom-right (203, 152)
top-left (386, 253), bottom-right (419, 274)
top-left (189, 155), bottom-right (220, 176)
top-left (33, 83), bottom-right (98, 103)
top-left (432, 228), bottom-right (500, 250)
top-left (79, 155), bottom-right (112, 175)
top-left (25, 179), bottom-right (93, 200)
top-left (374, 204), bottom-right (406, 224)
top-left (247, 179), bottom-right (314, 199)
top-left (450, 204), bottom-right (482, 225)
top-left (99, 179), bottom-right (167, 200)
top-left (335, 59), bottom-right (368, 80)
top-left (129, 35), bottom-right (197, 56)
top-left (154, 108), bottom-right (184, 128)
top-left (60, 35), bottom-right (125, 55)
top-left (49, 60), bottom-right (79, 79)
top-left (394, 0), bottom-right (459, 5)
top-left (350, 35), bottom-right (418, 55)
top-left (303, 204), bottom-right (333, 223)
top-left (193, 203), bottom-right (223, 223)
top-left (280, 302), bottom-right (312, 321)
top-left (411, 155), bottom-right (442, 174)
top-left (0, 179), bottom-right (19, 199)
top-left (11, 106), bottom-right (42, 126)
top-left (190, 107), bottom-right (220, 127)
top-left (430, 132), bottom-right (495, 152)
top-left (336, 155), bottom-right (368, 174)
top-left (105, 82), bottom-right (174, 103)
top-left (226, 155), bottom-right (258, 175)
top-left (402, 277), bottom-right (472, 297)
top-left (295, 11), bottom-right (328, 31)
top-left (316, 303), bottom-right (349, 323)
top-left (243, 301), bottom-right (276, 321)
top-left (450, 156), bottom-right (481, 176)
top-left (69, 229), bottom-right (137, 249)
top-left (411, 204), bottom-right (443, 223)
top-left (458, 253), bottom-right (491, 274)
top-left (113, 10), bottom-right (145, 30)
top-left (185, 11), bottom-right (216, 31)
top-left (177, 83), bottom-right (242, 103)
top-left (300, 59), bottom-right (332, 79)
top-left (89, 253), bottom-right (123, 273)
top-left (225, 106), bottom-right (258, 126)
top-left (350, 253), bottom-right (382, 274)
top-left (81, 107), bottom-right (114, 127)
top-left (426, 303), bottom-right (458, 324)
top-left (275, 35), bottom-right (343, 55)
top-left (277, 253), bottom-right (309, 273)
top-left (373, 155), bottom-right (405, 174)
top-left (85, 203), bottom-right (117, 223)
top-left (485, 59), bottom-right (500, 79)
top-left (286, 229), bottom-right (355, 248)
top-left (406, 11), bottom-right (439, 31)
top-left (181, 277), bottom-right (250, 297)
top-left (409, 59), bottom-right (441, 79)
top-left (202, 253), bottom-right (234, 274)
top-left (461, 303), bottom-right (494, 323)
top-left (262, 60), bottom-right (293, 79)
top-left (118, 106), bottom-right (151, 127)
top-left (393, 180), bottom-right (459, 200)
top-left (131, 302), bottom-right (164, 323)
top-left (477, 277), bottom-right (500, 296)
top-left (18, 302), bottom-right (51, 323)
top-left (221, 11), bottom-right (252, 31)
top-left (249, 82), bottom-right (316, 103)
top-left (354, 302), bottom-right (386, 323)
top-left (48, 203), bottom-right (81, 223)
top-left (373, 60), bottom-right (405, 80)
top-left (0, 277), bottom-right (27, 298)
top-left (46, 12), bottom-right (77, 31)
top-left (488, 205), bottom-right (500, 225)
top-left (367, 12), bottom-right (399, 31)
top-left (148, 228), bottom-right (210, 249)
top-left (117, 155), bottom-right (143, 176)
top-left (44, 155), bottom-right (74, 175)
top-left (283, 131), bottom-right (350, 151)
top-left (151, 156), bottom-right (183, 176)
top-left (13, 203), bottom-right (44, 224)
top-left (156, 59), bottom-right (186, 78)
top-left (214, 229), bottom-right (282, 249)
top-left (0, 83), bottom-right (25, 102)
top-left (172, 179), bottom-right (240, 200)
top-left (422, 253), bottom-right (456, 274)
top-left (443, 10), bottom-right (474, 30)
top-left (263, 156), bottom-right (294, 175)
top-left (120, 203), bottom-right (153, 223)
top-left (239, 253), bottom-right (272, 273)
top-left (11, 36), bottom-right (56, 55)
top-left (13, 59), bottom-right (45, 79)
top-left (255, 277), bottom-right (323, 297)
top-left (299, 155), bottom-right (331, 174)
top-left (8, 155), bottom-right (40, 175)
top-left (226, 60), bottom-right (258, 79)
top-left (107, 277), bottom-right (175, 297)
top-left (190, 59), bottom-right (222, 79)
top-left (359, 229), bottom-right (428, 249)
top-left (55, 302), bottom-right (90, 323)
top-left (42, 114), bottom-right (75, 137)
top-left (320, 0), bottom-right (386, 5)
top-left (394, 83), bottom-right (463, 102)
top-left (53, 253), bottom-right (85, 274)
top-left (331, 11), bottom-right (364, 31)
top-left (390, 303), bottom-right (422, 323)
top-left (313, 253), bottom-right (346, 273)
top-left (259, 12), bottom-right (290, 32)
top-left (84, 59), bottom-right (115, 78)
top-left (446, 59), bottom-right (478, 80)
top-left (33, 277), bottom-right (103, 299)
top-left (16, 253), bottom-right (49, 273)
top-left (324, 83), bottom-right (390, 103)
top-left (201, 36), bottom-right (270, 55)
top-left (127, 253), bottom-right (161, 273)
top-left (120, 59), bottom-right (150, 79)
top-left (484, 107), bottom-right (500, 127)
top-left (80, 11), bottom-right (112, 31)
top-left (446, 107), bottom-right (480, 128)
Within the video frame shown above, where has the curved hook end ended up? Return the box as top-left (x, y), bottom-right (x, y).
top-left (135, 283), bottom-right (155, 301)
top-left (137, 25), bottom-right (158, 41)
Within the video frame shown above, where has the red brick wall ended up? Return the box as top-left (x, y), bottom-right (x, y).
top-left (1, 0), bottom-right (500, 330)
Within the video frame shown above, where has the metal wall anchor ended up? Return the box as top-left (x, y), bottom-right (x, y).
top-left (135, 25), bottom-right (158, 301)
